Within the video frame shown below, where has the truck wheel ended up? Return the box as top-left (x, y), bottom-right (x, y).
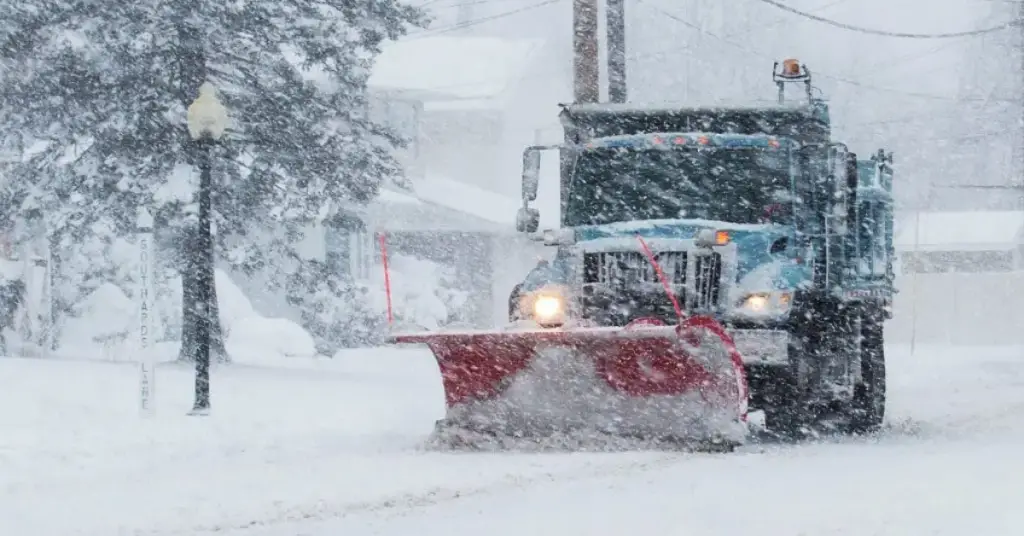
top-left (756, 327), bottom-right (814, 439)
top-left (759, 307), bottom-right (829, 439)
top-left (847, 311), bottom-right (886, 433)
top-left (760, 366), bottom-right (808, 439)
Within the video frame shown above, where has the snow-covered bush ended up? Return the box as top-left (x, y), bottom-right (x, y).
top-left (366, 254), bottom-right (470, 331)
top-left (285, 260), bottom-right (385, 353)
top-left (283, 253), bottom-right (471, 353)
top-left (153, 268), bottom-right (255, 343)
top-left (54, 264), bottom-right (258, 360)
top-left (56, 282), bottom-right (135, 359)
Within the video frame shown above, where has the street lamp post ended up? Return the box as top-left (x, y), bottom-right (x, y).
top-left (186, 82), bottom-right (228, 416)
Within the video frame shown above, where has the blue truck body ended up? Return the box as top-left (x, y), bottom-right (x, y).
top-left (509, 61), bottom-right (895, 436)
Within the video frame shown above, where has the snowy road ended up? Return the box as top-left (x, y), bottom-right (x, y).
top-left (2, 343), bottom-right (1023, 535)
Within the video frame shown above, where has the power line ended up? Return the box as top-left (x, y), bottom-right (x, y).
top-left (407, 0), bottom-right (562, 38)
top-left (856, 41), bottom-right (961, 77)
top-left (396, 0), bottom-right (1010, 106)
top-left (636, 0), bottom-right (1016, 103)
top-left (755, 0), bottom-right (1020, 38)
top-left (409, 0), bottom-right (965, 102)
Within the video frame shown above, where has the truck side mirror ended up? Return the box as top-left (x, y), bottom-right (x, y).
top-left (516, 207), bottom-right (540, 233)
top-left (522, 148), bottom-right (540, 202)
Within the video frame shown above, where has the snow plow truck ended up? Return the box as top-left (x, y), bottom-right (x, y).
top-left (389, 59), bottom-right (895, 450)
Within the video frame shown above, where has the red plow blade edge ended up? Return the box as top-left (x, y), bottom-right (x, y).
top-left (391, 316), bottom-right (749, 449)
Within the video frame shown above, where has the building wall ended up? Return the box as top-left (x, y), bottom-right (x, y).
top-left (372, 39), bottom-right (569, 199)
top-left (888, 271), bottom-right (1024, 347)
top-left (897, 249), bottom-right (1016, 273)
top-left (368, 93), bottom-right (423, 180)
top-left (418, 108), bottom-right (505, 191)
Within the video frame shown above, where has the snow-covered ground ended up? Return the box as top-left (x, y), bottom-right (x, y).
top-left (2, 343), bottom-right (1023, 535)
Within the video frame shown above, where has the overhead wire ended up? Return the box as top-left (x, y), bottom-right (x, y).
top-left (854, 40), bottom-right (962, 77)
top-left (754, 0), bottom-right (1020, 38)
top-left (406, 0), bottom-right (562, 38)
top-left (407, 0), bottom-right (975, 104)
top-left (397, 0), bottom-right (1012, 113)
top-left (634, 0), bottom-right (1016, 103)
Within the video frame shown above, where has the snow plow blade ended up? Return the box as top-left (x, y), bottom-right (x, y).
top-left (389, 316), bottom-right (749, 452)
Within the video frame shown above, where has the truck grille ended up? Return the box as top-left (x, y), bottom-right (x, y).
top-left (582, 251), bottom-right (687, 285)
top-left (581, 250), bottom-right (723, 312)
top-left (692, 253), bottom-right (722, 310)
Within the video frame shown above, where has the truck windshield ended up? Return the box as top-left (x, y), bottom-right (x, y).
top-left (564, 147), bottom-right (793, 227)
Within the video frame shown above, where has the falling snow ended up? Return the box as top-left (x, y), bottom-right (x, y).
top-left (1, 0), bottom-right (1023, 534)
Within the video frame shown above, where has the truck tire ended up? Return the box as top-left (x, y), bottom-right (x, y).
top-left (758, 365), bottom-right (808, 439)
top-left (758, 300), bottom-right (831, 439)
top-left (846, 310), bottom-right (886, 433)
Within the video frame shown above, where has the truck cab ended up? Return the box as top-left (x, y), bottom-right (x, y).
top-left (508, 60), bottom-right (894, 437)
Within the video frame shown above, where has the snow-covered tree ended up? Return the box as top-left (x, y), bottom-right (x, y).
top-left (0, 1), bottom-right (426, 359)
top-left (285, 259), bottom-right (383, 352)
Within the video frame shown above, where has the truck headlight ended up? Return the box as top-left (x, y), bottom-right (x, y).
top-left (519, 284), bottom-right (569, 327)
top-left (735, 291), bottom-right (792, 316)
top-left (534, 295), bottom-right (563, 320)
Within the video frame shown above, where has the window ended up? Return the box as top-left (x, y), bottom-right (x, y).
top-left (564, 146), bottom-right (793, 227)
top-left (349, 230), bottom-right (373, 280)
top-left (325, 213), bottom-right (372, 280)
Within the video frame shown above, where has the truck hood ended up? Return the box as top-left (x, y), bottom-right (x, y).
top-left (572, 218), bottom-right (810, 292)
top-left (574, 218), bottom-right (781, 243)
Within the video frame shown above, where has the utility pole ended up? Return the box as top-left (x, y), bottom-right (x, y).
top-left (606, 0), bottom-right (626, 103)
top-left (573, 0), bottom-right (600, 103)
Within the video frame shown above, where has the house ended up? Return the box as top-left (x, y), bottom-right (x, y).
top-left (894, 210), bottom-right (1024, 273)
top-left (327, 34), bottom-right (571, 329)
top-left (367, 35), bottom-right (570, 199)
top-left (308, 176), bottom-right (550, 329)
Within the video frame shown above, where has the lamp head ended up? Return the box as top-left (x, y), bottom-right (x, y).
top-left (187, 82), bottom-right (229, 140)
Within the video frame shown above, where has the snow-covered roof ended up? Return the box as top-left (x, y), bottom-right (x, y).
top-left (363, 175), bottom-right (520, 233)
top-left (412, 175), bottom-right (520, 226)
top-left (895, 211), bottom-right (1024, 252)
top-left (368, 36), bottom-right (545, 104)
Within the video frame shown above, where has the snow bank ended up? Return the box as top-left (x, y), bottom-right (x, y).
top-left (53, 269), bottom-right (318, 364)
top-left (225, 316), bottom-right (318, 364)
top-left (48, 252), bottom-right (470, 361)
top-left (56, 282), bottom-right (139, 361)
top-left (366, 253), bottom-right (470, 332)
top-left (215, 269), bottom-right (255, 336)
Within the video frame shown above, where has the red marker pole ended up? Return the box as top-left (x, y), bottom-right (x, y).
top-left (379, 232), bottom-right (394, 326)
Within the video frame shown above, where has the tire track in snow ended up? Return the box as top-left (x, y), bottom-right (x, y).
top-left (156, 450), bottom-right (717, 535)
top-left (161, 421), bottom-right (931, 536)
top-left (156, 352), bottom-right (1024, 534)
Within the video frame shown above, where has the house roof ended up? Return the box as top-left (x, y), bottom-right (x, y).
top-left (362, 174), bottom-right (521, 233)
top-left (894, 210), bottom-right (1024, 252)
top-left (368, 36), bottom-right (545, 105)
